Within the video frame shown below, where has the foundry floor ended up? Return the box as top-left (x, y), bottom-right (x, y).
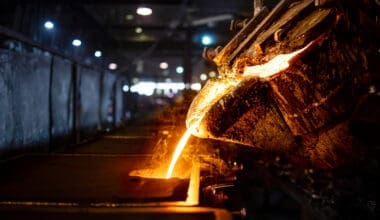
top-left (0, 120), bottom-right (219, 219)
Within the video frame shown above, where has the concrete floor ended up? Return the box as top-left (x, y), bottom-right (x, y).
top-left (0, 123), bottom-right (191, 201)
top-left (0, 121), bottom-right (225, 219)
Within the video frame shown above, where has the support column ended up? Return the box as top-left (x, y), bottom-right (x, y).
top-left (183, 28), bottom-right (193, 88)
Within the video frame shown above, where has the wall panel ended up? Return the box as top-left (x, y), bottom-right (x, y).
top-left (0, 49), bottom-right (51, 155)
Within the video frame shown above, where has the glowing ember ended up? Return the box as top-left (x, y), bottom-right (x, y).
top-left (129, 168), bottom-right (166, 179)
top-left (243, 42), bottom-right (312, 78)
top-left (166, 126), bottom-right (195, 179)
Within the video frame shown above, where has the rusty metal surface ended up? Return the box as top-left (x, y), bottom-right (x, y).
top-left (212, 6), bottom-right (269, 67)
top-left (188, 0), bottom-right (377, 169)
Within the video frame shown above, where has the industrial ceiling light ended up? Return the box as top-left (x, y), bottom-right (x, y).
top-left (200, 73), bottom-right (208, 81)
top-left (72, 39), bottom-right (82, 47)
top-left (209, 71), bottom-right (216, 78)
top-left (108, 63), bottom-right (118, 70)
top-left (160, 62), bottom-right (169, 69)
top-left (44, 20), bottom-right (54, 30)
top-left (191, 83), bottom-right (201, 91)
top-left (122, 85), bottom-right (129, 92)
top-left (176, 66), bottom-right (184, 74)
top-left (125, 14), bottom-right (134, 20)
top-left (136, 6), bottom-right (152, 16)
top-left (162, 70), bottom-right (169, 76)
top-left (94, 50), bottom-right (102, 57)
top-left (201, 35), bottom-right (213, 46)
top-left (135, 27), bottom-right (143, 34)
top-left (132, 78), bottom-right (139, 84)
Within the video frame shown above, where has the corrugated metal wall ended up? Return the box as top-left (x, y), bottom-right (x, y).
top-left (100, 71), bottom-right (117, 128)
top-left (50, 56), bottom-right (74, 150)
top-left (0, 49), bottom-right (125, 157)
top-left (77, 66), bottom-right (102, 138)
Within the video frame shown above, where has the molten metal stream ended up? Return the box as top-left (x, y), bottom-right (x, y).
top-left (165, 127), bottom-right (194, 179)
top-left (243, 41), bottom-right (313, 77)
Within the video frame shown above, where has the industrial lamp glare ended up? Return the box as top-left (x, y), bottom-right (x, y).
top-left (108, 63), bottom-right (118, 70)
top-left (136, 7), bottom-right (152, 16)
top-left (44, 21), bottom-right (54, 29)
top-left (94, 50), bottom-right (102, 57)
top-left (72, 39), bottom-right (82, 47)
top-left (160, 62), bottom-right (169, 70)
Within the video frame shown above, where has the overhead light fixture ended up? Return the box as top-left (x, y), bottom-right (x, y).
top-left (108, 63), bottom-right (118, 70)
top-left (136, 7), bottom-right (152, 16)
top-left (176, 66), bottom-right (184, 74)
top-left (191, 83), bottom-right (202, 91)
top-left (94, 50), bottom-right (102, 57)
top-left (201, 35), bottom-right (214, 46)
top-left (200, 73), bottom-right (208, 81)
top-left (125, 14), bottom-right (134, 20)
top-left (160, 62), bottom-right (169, 70)
top-left (209, 71), bottom-right (216, 77)
top-left (135, 27), bottom-right (143, 34)
top-left (122, 85), bottom-right (129, 92)
top-left (132, 78), bottom-right (139, 84)
top-left (44, 21), bottom-right (54, 30)
top-left (162, 70), bottom-right (169, 76)
top-left (72, 39), bottom-right (82, 47)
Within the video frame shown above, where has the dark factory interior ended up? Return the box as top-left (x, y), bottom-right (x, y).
top-left (0, 0), bottom-right (379, 219)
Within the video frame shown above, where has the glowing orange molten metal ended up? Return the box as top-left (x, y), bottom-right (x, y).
top-left (166, 126), bottom-right (195, 179)
top-left (167, 41), bottom-right (318, 179)
top-left (243, 42), bottom-right (312, 78)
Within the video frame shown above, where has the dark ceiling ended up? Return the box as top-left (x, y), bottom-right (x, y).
top-left (0, 0), bottom-right (279, 82)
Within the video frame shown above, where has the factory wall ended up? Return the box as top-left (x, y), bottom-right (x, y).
top-left (114, 79), bottom-right (125, 127)
top-left (0, 49), bottom-right (51, 155)
top-left (100, 70), bottom-right (117, 128)
top-left (0, 49), bottom-right (125, 157)
top-left (50, 56), bottom-right (74, 151)
top-left (77, 66), bottom-right (102, 139)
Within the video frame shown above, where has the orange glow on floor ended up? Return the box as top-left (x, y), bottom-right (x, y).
top-left (129, 168), bottom-right (167, 179)
top-left (165, 127), bottom-right (194, 179)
